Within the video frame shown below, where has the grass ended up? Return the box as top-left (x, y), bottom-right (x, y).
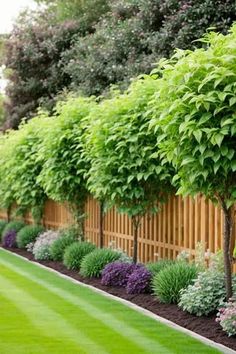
top-left (0, 248), bottom-right (220, 354)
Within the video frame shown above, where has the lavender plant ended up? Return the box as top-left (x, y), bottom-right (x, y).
top-left (2, 230), bottom-right (17, 248)
top-left (126, 266), bottom-right (152, 294)
top-left (101, 262), bottom-right (142, 287)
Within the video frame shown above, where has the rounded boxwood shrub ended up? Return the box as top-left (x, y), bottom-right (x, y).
top-left (179, 271), bottom-right (236, 316)
top-left (80, 248), bottom-right (121, 278)
top-left (33, 230), bottom-right (59, 261)
top-left (153, 262), bottom-right (198, 304)
top-left (63, 242), bottom-right (96, 270)
top-left (146, 259), bottom-right (175, 277)
top-left (50, 233), bottom-right (77, 261)
top-left (2, 230), bottom-right (17, 248)
top-left (2, 220), bottom-right (25, 242)
top-left (126, 266), bottom-right (152, 294)
top-left (16, 225), bottom-right (44, 249)
top-left (101, 262), bottom-right (142, 287)
top-left (0, 220), bottom-right (8, 239)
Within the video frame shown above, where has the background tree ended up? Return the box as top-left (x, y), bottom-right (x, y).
top-left (37, 95), bottom-right (96, 234)
top-left (149, 25), bottom-right (236, 298)
top-left (2, 0), bottom-right (235, 129)
top-left (86, 76), bottom-right (173, 262)
top-left (3, 11), bottom-right (80, 129)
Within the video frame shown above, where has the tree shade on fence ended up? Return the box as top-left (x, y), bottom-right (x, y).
top-left (0, 195), bottom-right (235, 267)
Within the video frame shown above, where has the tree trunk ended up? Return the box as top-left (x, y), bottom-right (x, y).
top-left (7, 205), bottom-right (12, 223)
top-left (132, 215), bottom-right (141, 264)
top-left (222, 204), bottom-right (233, 300)
top-left (99, 201), bottom-right (104, 248)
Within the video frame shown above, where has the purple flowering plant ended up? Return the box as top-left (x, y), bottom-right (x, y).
top-left (126, 266), bottom-right (152, 294)
top-left (101, 262), bottom-right (142, 287)
top-left (2, 230), bottom-right (17, 248)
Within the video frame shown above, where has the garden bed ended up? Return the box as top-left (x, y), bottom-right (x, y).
top-left (7, 246), bottom-right (236, 351)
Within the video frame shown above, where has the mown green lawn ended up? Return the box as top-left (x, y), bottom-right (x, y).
top-left (0, 248), bottom-right (220, 354)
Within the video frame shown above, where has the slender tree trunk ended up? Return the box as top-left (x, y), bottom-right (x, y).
top-left (221, 203), bottom-right (233, 300)
top-left (7, 205), bottom-right (12, 223)
top-left (132, 215), bottom-right (141, 264)
top-left (99, 200), bottom-right (104, 248)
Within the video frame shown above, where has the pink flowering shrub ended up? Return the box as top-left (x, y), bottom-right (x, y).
top-left (216, 299), bottom-right (236, 336)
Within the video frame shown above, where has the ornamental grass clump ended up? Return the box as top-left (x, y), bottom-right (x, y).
top-left (63, 241), bottom-right (96, 270)
top-left (2, 220), bottom-right (25, 242)
top-left (80, 248), bottom-right (121, 278)
top-left (126, 266), bottom-right (152, 294)
top-left (16, 225), bottom-right (44, 249)
top-left (216, 299), bottom-right (236, 336)
top-left (179, 270), bottom-right (229, 316)
top-left (33, 230), bottom-right (59, 260)
top-left (2, 230), bottom-right (17, 248)
top-left (153, 262), bottom-right (198, 304)
top-left (101, 262), bottom-right (142, 287)
top-left (146, 259), bottom-right (175, 277)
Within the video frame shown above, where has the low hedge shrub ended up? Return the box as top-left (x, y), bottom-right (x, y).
top-left (2, 230), bottom-right (17, 248)
top-left (33, 230), bottom-right (59, 260)
top-left (153, 262), bottom-right (198, 304)
top-left (80, 248), bottom-right (121, 278)
top-left (50, 233), bottom-right (77, 261)
top-left (16, 225), bottom-right (44, 249)
top-left (0, 220), bottom-right (8, 238)
top-left (179, 271), bottom-right (236, 316)
top-left (101, 262), bottom-right (142, 287)
top-left (2, 220), bottom-right (25, 242)
top-left (126, 266), bottom-right (152, 294)
top-left (63, 242), bottom-right (96, 270)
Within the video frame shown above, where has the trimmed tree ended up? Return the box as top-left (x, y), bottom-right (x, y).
top-left (86, 76), bottom-right (173, 262)
top-left (0, 114), bottom-right (51, 223)
top-left (149, 24), bottom-right (236, 298)
top-left (37, 96), bottom-right (96, 235)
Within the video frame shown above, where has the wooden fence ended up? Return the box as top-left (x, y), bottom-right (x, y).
top-left (0, 195), bottom-right (235, 265)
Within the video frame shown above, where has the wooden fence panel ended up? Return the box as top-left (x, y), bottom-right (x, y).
top-left (0, 195), bottom-right (235, 269)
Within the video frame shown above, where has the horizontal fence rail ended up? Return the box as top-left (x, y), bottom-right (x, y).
top-left (0, 195), bottom-right (235, 269)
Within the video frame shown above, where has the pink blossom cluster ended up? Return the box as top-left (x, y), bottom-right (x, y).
top-left (216, 299), bottom-right (236, 336)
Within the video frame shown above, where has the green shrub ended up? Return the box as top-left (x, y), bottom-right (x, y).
top-left (146, 259), bottom-right (175, 277)
top-left (50, 233), bottom-right (77, 261)
top-left (153, 262), bottom-right (198, 304)
top-left (80, 248), bottom-right (121, 278)
top-left (179, 271), bottom-right (236, 316)
top-left (63, 242), bottom-right (96, 270)
top-left (16, 225), bottom-right (44, 249)
top-left (0, 220), bottom-right (8, 238)
top-left (2, 220), bottom-right (25, 242)
top-left (59, 225), bottom-right (83, 241)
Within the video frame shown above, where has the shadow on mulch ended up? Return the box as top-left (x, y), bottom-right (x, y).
top-left (5, 247), bottom-right (236, 351)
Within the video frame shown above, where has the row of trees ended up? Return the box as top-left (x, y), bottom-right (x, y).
top-left (1, 0), bottom-right (235, 128)
top-left (0, 25), bottom-right (236, 298)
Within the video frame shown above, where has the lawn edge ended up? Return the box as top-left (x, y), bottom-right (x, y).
top-left (1, 247), bottom-right (234, 354)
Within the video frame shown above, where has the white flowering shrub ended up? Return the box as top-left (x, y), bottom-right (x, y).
top-left (32, 230), bottom-right (59, 260)
top-left (216, 299), bottom-right (236, 336)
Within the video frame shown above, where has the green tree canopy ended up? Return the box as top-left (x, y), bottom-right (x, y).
top-left (37, 95), bottom-right (96, 231)
top-left (149, 24), bottom-right (236, 298)
top-left (86, 75), bottom-right (174, 262)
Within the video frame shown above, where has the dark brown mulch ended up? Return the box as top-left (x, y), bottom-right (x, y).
top-left (5, 247), bottom-right (236, 351)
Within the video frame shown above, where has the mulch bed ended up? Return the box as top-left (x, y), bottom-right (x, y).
top-left (5, 247), bottom-right (236, 351)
